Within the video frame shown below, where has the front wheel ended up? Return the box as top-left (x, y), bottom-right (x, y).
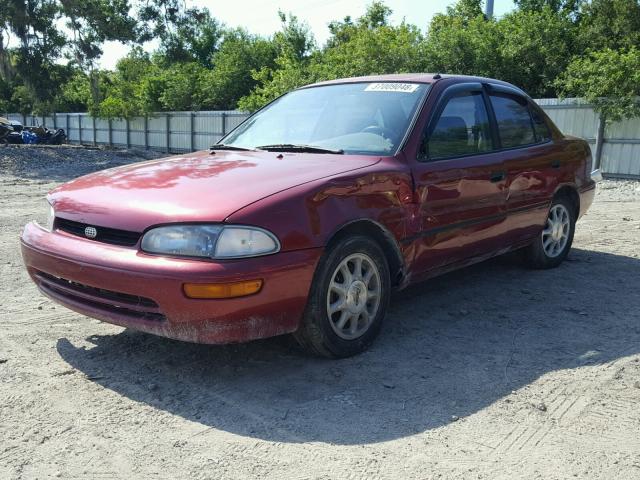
top-left (524, 197), bottom-right (576, 269)
top-left (293, 236), bottom-right (391, 358)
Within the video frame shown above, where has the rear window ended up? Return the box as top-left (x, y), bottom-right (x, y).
top-left (490, 94), bottom-right (536, 148)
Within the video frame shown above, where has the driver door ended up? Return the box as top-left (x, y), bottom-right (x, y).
top-left (408, 83), bottom-right (509, 275)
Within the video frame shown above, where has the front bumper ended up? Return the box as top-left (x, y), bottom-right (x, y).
top-left (21, 222), bottom-right (322, 344)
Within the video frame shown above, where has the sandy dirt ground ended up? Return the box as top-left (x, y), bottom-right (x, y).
top-left (1, 145), bottom-right (639, 480)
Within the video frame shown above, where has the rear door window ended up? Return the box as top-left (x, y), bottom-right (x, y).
top-left (530, 106), bottom-right (552, 142)
top-left (426, 91), bottom-right (492, 159)
top-left (490, 94), bottom-right (536, 148)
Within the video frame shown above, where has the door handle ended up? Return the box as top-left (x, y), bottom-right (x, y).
top-left (490, 171), bottom-right (505, 183)
top-left (551, 160), bottom-right (561, 169)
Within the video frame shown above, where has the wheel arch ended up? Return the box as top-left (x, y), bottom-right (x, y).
top-left (553, 184), bottom-right (580, 217)
top-left (325, 219), bottom-right (405, 287)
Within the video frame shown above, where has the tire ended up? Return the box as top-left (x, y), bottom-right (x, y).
top-left (293, 235), bottom-right (391, 358)
top-left (524, 196), bottom-right (576, 269)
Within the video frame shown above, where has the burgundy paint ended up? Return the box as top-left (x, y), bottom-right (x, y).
top-left (21, 74), bottom-right (597, 344)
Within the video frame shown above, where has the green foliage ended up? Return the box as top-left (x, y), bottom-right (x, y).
top-left (200, 30), bottom-right (277, 110)
top-left (55, 71), bottom-right (93, 112)
top-left (139, 6), bottom-right (224, 67)
top-left (514, 0), bottom-right (582, 15)
top-left (422, 10), bottom-right (499, 78)
top-left (0, 0), bottom-right (66, 113)
top-left (495, 8), bottom-right (577, 97)
top-left (443, 0), bottom-right (485, 21)
top-left (319, 19), bottom-right (426, 78)
top-left (2, 0), bottom-right (640, 122)
top-left (577, 0), bottom-right (640, 51)
top-left (238, 13), bottom-right (318, 111)
top-left (556, 47), bottom-right (640, 121)
top-left (239, 2), bottom-right (427, 111)
top-left (10, 86), bottom-right (35, 115)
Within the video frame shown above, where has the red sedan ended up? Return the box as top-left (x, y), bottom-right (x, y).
top-left (21, 74), bottom-right (600, 357)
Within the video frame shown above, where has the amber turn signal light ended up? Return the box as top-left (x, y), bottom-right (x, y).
top-left (183, 279), bottom-right (263, 299)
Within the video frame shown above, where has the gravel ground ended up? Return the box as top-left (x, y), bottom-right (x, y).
top-left (1, 145), bottom-right (639, 479)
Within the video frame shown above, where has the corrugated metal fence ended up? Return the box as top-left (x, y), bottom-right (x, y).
top-left (4, 111), bottom-right (248, 153)
top-left (537, 98), bottom-right (640, 178)
top-left (5, 98), bottom-right (640, 177)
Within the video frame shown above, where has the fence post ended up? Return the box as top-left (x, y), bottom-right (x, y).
top-left (190, 112), bottom-right (195, 152)
top-left (165, 113), bottom-right (170, 153)
top-left (125, 118), bottom-right (130, 148)
top-left (22, 113), bottom-right (26, 126)
top-left (221, 112), bottom-right (227, 138)
top-left (53, 112), bottom-right (57, 129)
top-left (66, 115), bottom-right (70, 144)
top-left (594, 115), bottom-right (606, 170)
top-left (42, 114), bottom-right (45, 127)
top-left (108, 119), bottom-right (112, 146)
top-left (144, 115), bottom-right (149, 150)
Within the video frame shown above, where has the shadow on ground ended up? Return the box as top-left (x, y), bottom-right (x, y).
top-left (57, 248), bottom-right (640, 444)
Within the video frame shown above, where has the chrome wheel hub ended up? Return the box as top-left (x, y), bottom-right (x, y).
top-left (346, 280), bottom-right (368, 314)
top-left (327, 253), bottom-right (381, 340)
top-left (542, 204), bottom-right (570, 258)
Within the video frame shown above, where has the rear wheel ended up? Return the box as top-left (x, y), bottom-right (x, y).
top-left (524, 196), bottom-right (575, 269)
top-left (294, 236), bottom-right (390, 358)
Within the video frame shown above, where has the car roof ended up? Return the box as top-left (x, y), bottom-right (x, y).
top-left (303, 73), bottom-right (527, 95)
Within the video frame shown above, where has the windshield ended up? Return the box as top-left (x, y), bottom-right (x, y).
top-left (223, 82), bottom-right (430, 155)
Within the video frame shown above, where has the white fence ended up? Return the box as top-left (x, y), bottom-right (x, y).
top-left (537, 98), bottom-right (640, 178)
top-left (5, 98), bottom-right (640, 177)
top-left (4, 111), bottom-right (248, 153)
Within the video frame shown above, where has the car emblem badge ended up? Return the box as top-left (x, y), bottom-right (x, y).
top-left (84, 226), bottom-right (97, 239)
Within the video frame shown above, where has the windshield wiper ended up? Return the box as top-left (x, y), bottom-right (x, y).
top-left (256, 144), bottom-right (344, 154)
top-left (209, 144), bottom-right (255, 151)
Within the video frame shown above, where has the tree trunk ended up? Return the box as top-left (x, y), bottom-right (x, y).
top-left (594, 114), bottom-right (606, 170)
top-left (89, 69), bottom-right (102, 107)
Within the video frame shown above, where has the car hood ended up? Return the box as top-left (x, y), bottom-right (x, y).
top-left (49, 150), bottom-right (381, 231)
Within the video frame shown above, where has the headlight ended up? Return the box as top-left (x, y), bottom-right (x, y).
top-left (140, 225), bottom-right (280, 259)
top-left (36, 200), bottom-right (54, 232)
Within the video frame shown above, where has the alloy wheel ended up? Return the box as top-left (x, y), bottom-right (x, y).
top-left (326, 253), bottom-right (381, 340)
top-left (542, 203), bottom-right (571, 258)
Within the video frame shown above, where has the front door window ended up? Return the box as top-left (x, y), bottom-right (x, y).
top-left (426, 91), bottom-right (492, 159)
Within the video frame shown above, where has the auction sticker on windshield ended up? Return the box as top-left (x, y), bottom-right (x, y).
top-left (364, 83), bottom-right (420, 93)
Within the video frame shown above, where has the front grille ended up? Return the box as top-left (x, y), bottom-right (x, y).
top-left (34, 271), bottom-right (164, 322)
top-left (55, 217), bottom-right (141, 247)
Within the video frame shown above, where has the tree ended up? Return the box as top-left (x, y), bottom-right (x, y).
top-left (55, 69), bottom-right (93, 112)
top-left (443, 0), bottom-right (485, 21)
top-left (422, 2), bottom-right (500, 78)
top-left (60, 0), bottom-right (138, 105)
top-left (200, 30), bottom-right (277, 110)
top-left (92, 48), bottom-right (157, 117)
top-left (495, 8), bottom-right (577, 97)
top-left (576, 0), bottom-right (640, 51)
top-left (556, 47), bottom-right (640, 122)
top-left (239, 2), bottom-right (427, 111)
top-left (514, 0), bottom-right (582, 16)
top-left (0, 0), bottom-right (66, 113)
top-left (138, 2), bottom-right (223, 66)
top-left (237, 12), bottom-right (316, 111)
top-left (320, 1), bottom-right (425, 78)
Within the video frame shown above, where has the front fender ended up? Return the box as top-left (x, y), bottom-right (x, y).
top-left (225, 159), bottom-right (415, 255)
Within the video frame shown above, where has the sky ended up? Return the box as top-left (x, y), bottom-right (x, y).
top-left (98, 0), bottom-right (515, 69)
